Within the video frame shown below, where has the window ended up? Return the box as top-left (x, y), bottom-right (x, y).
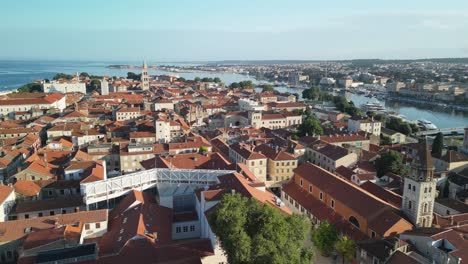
top-left (309, 185), bottom-right (313, 193)
top-left (408, 184), bottom-right (411, 190)
top-left (25, 214), bottom-right (29, 219)
top-left (371, 231), bottom-right (376, 238)
top-left (85, 224), bottom-right (90, 230)
top-left (60, 189), bottom-right (65, 195)
top-left (176, 226), bottom-right (181, 233)
top-left (446, 210), bottom-right (450, 215)
top-left (190, 225), bottom-right (195, 232)
top-left (96, 223), bottom-right (101, 229)
top-left (38, 213), bottom-right (43, 217)
top-left (319, 192), bottom-right (323, 200)
top-left (6, 251), bottom-right (11, 259)
top-left (424, 187), bottom-right (427, 193)
top-left (412, 186), bottom-right (416, 192)
top-left (408, 200), bottom-right (412, 210)
top-left (285, 194), bottom-right (289, 200)
top-left (62, 209), bottom-right (67, 214)
top-left (331, 200), bottom-right (335, 208)
top-left (48, 190), bottom-right (53, 196)
top-left (349, 216), bottom-right (360, 228)
top-left (50, 211), bottom-right (55, 216)
top-left (183, 226), bottom-right (188, 232)
top-left (300, 178), bottom-right (303, 187)
top-left (429, 187), bottom-right (432, 193)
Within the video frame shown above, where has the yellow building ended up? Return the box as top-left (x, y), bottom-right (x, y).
top-left (254, 144), bottom-right (298, 188)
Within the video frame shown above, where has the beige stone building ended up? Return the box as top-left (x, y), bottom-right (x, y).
top-left (115, 107), bottom-right (142, 121)
top-left (228, 142), bottom-right (267, 182)
top-left (254, 144), bottom-right (298, 188)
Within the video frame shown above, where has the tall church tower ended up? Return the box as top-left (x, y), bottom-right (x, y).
top-left (141, 60), bottom-right (150, 90)
top-left (402, 138), bottom-right (436, 228)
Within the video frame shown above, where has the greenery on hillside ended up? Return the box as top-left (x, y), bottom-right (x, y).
top-left (17, 83), bottom-right (42, 93)
top-left (209, 193), bottom-right (313, 264)
top-left (375, 150), bottom-right (409, 177)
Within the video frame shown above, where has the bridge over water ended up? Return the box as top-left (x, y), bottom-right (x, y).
top-left (415, 127), bottom-right (466, 136)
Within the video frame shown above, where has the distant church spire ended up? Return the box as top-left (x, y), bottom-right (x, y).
top-left (141, 59), bottom-right (150, 90)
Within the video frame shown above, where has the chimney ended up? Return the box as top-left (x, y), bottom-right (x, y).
top-left (450, 216), bottom-right (454, 226)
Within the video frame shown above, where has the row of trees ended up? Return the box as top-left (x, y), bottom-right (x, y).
top-left (370, 113), bottom-right (419, 136)
top-left (332, 96), bottom-right (362, 117)
top-left (302, 86), bottom-right (333, 101)
top-left (194, 77), bottom-right (222, 83)
top-left (312, 221), bottom-right (356, 263)
top-left (209, 194), bottom-right (313, 264)
top-left (229, 80), bottom-right (254, 89)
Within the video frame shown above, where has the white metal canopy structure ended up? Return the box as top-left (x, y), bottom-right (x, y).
top-left (81, 168), bottom-right (235, 205)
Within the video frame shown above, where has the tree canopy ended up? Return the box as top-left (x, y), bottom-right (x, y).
top-left (335, 236), bottom-right (356, 264)
top-left (261, 84), bottom-right (275, 93)
top-left (332, 96), bottom-right (362, 117)
top-left (296, 113), bottom-right (323, 137)
top-left (209, 193), bottom-right (313, 264)
top-left (229, 80), bottom-right (254, 90)
top-left (53, 73), bottom-right (74, 80)
top-left (375, 150), bottom-right (409, 177)
top-left (127, 72), bottom-right (141, 80)
top-left (17, 83), bottom-right (42, 93)
top-left (311, 221), bottom-right (338, 256)
top-left (431, 132), bottom-right (444, 158)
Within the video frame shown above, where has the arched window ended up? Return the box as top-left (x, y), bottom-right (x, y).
top-left (422, 218), bottom-right (426, 227)
top-left (408, 200), bottom-right (412, 209)
top-left (412, 186), bottom-right (416, 192)
top-left (349, 216), bottom-right (360, 228)
top-left (423, 203), bottom-right (428, 213)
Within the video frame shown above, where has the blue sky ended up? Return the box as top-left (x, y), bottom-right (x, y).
top-left (0, 0), bottom-right (467, 61)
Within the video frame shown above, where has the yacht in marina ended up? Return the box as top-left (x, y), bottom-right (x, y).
top-left (418, 119), bottom-right (438, 130)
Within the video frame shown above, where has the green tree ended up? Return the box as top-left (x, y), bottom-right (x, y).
top-left (209, 194), bottom-right (313, 264)
top-left (88, 79), bottom-right (101, 93)
top-left (80, 72), bottom-right (90, 78)
top-left (202, 77), bottom-right (214, 82)
top-left (432, 132), bottom-right (444, 158)
top-left (302, 86), bottom-right (321, 100)
top-left (335, 236), bottom-right (356, 264)
top-left (127, 72), bottom-right (141, 80)
top-left (311, 221), bottom-right (338, 256)
top-left (199, 146), bottom-right (208, 153)
top-left (53, 73), bottom-right (73, 80)
top-left (380, 136), bottom-right (392, 146)
top-left (230, 82), bottom-right (240, 88)
top-left (17, 83), bottom-right (42, 93)
top-left (178, 77), bottom-right (186, 82)
top-left (194, 77), bottom-right (201, 82)
top-left (213, 77), bottom-right (222, 83)
top-left (261, 84), bottom-right (275, 93)
top-left (375, 150), bottom-right (409, 177)
top-left (296, 114), bottom-right (323, 137)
